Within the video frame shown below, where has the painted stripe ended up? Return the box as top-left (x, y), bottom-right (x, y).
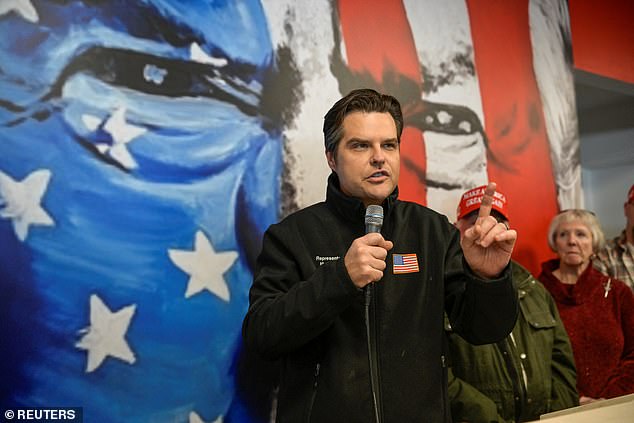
top-left (466, 0), bottom-right (560, 274)
top-left (337, 0), bottom-right (428, 205)
top-left (403, 0), bottom-right (488, 220)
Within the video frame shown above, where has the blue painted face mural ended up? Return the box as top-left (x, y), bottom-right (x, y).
top-left (0, 1), bottom-right (294, 421)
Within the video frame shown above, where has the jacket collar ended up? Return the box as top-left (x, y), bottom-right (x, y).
top-left (539, 258), bottom-right (605, 305)
top-left (325, 173), bottom-right (399, 225)
top-left (512, 260), bottom-right (534, 298)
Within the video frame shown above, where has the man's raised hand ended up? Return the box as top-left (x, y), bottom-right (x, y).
top-left (461, 182), bottom-right (517, 279)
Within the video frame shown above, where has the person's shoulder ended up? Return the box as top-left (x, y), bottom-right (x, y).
top-left (394, 201), bottom-right (457, 239)
top-left (273, 202), bottom-right (329, 228)
top-left (512, 260), bottom-right (534, 283)
top-left (395, 199), bottom-right (451, 221)
top-left (511, 260), bottom-right (531, 276)
top-left (601, 232), bottom-right (625, 252)
top-left (263, 203), bottom-right (326, 238)
top-left (513, 260), bottom-right (549, 295)
top-left (288, 201), bottom-right (329, 217)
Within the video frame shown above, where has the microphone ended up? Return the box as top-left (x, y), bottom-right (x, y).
top-left (362, 206), bottom-right (383, 294)
top-left (364, 204), bottom-right (384, 423)
top-left (365, 205), bottom-right (384, 234)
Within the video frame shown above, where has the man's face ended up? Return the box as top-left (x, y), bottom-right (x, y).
top-left (326, 112), bottom-right (400, 207)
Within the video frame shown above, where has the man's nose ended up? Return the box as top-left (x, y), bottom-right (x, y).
top-left (370, 145), bottom-right (385, 165)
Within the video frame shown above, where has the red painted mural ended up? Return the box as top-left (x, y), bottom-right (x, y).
top-left (330, 0), bottom-right (577, 274)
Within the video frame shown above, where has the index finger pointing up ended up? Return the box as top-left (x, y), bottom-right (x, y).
top-left (478, 182), bottom-right (498, 219)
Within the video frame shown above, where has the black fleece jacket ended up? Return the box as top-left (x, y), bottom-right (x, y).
top-left (242, 174), bottom-right (518, 423)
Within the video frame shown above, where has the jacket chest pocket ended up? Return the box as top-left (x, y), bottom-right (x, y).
top-left (521, 309), bottom-right (557, 331)
top-left (517, 308), bottom-right (558, 366)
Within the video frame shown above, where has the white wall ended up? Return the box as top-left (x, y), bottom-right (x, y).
top-left (581, 127), bottom-right (634, 239)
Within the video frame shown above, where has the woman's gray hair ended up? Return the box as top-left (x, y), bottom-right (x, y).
top-left (547, 209), bottom-right (606, 253)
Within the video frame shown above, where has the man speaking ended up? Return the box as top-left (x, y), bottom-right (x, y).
top-left (242, 88), bottom-right (518, 422)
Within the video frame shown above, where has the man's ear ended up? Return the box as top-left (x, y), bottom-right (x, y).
top-left (326, 150), bottom-right (336, 171)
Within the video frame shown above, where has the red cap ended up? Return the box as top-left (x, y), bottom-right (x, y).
top-left (628, 184), bottom-right (634, 204)
top-left (456, 185), bottom-right (509, 221)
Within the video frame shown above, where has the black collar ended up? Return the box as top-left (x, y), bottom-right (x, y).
top-left (325, 173), bottom-right (398, 225)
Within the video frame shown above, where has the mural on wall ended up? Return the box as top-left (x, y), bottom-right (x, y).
top-left (0, 0), bottom-right (580, 422)
top-left (0, 1), bottom-right (296, 422)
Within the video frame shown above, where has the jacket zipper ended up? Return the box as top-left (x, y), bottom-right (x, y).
top-left (509, 333), bottom-right (528, 394)
top-left (365, 284), bottom-right (382, 422)
top-left (508, 333), bottom-right (528, 420)
top-left (441, 354), bottom-right (450, 422)
top-left (499, 337), bottom-right (527, 422)
top-left (372, 283), bottom-right (384, 422)
top-left (306, 362), bottom-right (320, 422)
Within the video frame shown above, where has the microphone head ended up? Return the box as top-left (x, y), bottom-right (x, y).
top-left (365, 205), bottom-right (384, 233)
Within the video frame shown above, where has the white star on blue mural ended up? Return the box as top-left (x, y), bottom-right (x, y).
top-left (81, 106), bottom-right (147, 170)
top-left (190, 411), bottom-right (223, 423)
top-left (168, 230), bottom-right (237, 301)
top-left (0, 169), bottom-right (54, 241)
top-left (76, 294), bottom-right (137, 373)
top-left (0, 0), bottom-right (39, 23)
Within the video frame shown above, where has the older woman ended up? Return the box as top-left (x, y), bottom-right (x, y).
top-left (538, 209), bottom-right (634, 404)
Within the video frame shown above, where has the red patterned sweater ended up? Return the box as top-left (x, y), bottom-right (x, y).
top-left (538, 259), bottom-right (634, 399)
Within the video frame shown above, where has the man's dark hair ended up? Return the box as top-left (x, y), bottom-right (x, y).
top-left (323, 88), bottom-right (403, 154)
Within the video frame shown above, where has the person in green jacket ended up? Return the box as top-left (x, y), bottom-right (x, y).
top-left (446, 185), bottom-right (579, 422)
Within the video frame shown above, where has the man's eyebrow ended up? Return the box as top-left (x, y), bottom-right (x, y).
top-left (344, 137), bottom-right (369, 144)
top-left (344, 137), bottom-right (398, 143)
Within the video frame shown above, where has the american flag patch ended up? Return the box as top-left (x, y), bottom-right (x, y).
top-left (393, 253), bottom-right (419, 274)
